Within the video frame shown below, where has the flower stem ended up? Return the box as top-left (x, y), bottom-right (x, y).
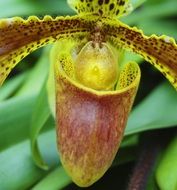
top-left (127, 130), bottom-right (173, 190)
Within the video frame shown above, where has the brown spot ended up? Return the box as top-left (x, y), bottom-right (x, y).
top-left (98, 0), bottom-right (103, 5)
top-left (109, 3), bottom-right (114, 11)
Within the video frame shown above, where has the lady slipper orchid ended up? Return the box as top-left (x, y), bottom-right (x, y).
top-left (0, 0), bottom-right (177, 187)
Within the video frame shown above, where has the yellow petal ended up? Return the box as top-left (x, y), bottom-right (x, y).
top-left (67, 0), bottom-right (132, 18)
top-left (0, 15), bottom-right (89, 85)
top-left (105, 19), bottom-right (177, 90)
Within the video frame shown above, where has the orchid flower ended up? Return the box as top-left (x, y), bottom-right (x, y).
top-left (0, 0), bottom-right (177, 187)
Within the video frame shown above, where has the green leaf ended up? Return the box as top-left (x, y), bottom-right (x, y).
top-left (47, 53), bottom-right (56, 118)
top-left (138, 20), bottom-right (177, 38)
top-left (0, 95), bottom-right (36, 151)
top-left (156, 136), bottom-right (177, 190)
top-left (126, 82), bottom-right (177, 135)
top-left (32, 167), bottom-right (71, 190)
top-left (120, 135), bottom-right (138, 148)
top-left (30, 82), bottom-right (53, 170)
top-left (0, 0), bottom-right (73, 17)
top-left (0, 72), bottom-right (27, 101)
top-left (0, 130), bottom-right (59, 190)
top-left (123, 0), bottom-right (177, 24)
top-left (16, 47), bottom-right (50, 97)
top-left (131, 0), bottom-right (147, 9)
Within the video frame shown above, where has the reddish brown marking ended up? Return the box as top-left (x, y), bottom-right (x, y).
top-left (55, 73), bottom-right (137, 186)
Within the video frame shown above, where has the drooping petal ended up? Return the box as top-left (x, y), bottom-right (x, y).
top-left (67, 0), bottom-right (132, 18)
top-left (51, 39), bottom-right (140, 187)
top-left (0, 15), bottom-right (90, 85)
top-left (104, 19), bottom-right (177, 89)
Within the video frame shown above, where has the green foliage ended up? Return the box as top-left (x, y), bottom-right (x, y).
top-left (30, 83), bottom-right (52, 170)
top-left (156, 136), bottom-right (177, 190)
top-left (126, 82), bottom-right (177, 135)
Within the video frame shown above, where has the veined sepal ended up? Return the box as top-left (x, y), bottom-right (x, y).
top-left (51, 39), bottom-right (140, 187)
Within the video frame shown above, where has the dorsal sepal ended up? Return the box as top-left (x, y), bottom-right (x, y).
top-left (67, 0), bottom-right (132, 18)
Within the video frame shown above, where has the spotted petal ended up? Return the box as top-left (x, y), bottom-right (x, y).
top-left (0, 15), bottom-right (90, 85)
top-left (67, 0), bottom-right (132, 18)
top-left (103, 19), bottom-right (177, 90)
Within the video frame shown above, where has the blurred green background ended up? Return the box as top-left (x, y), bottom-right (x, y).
top-left (0, 0), bottom-right (177, 189)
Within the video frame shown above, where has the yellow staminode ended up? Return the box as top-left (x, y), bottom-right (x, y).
top-left (75, 42), bottom-right (118, 90)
